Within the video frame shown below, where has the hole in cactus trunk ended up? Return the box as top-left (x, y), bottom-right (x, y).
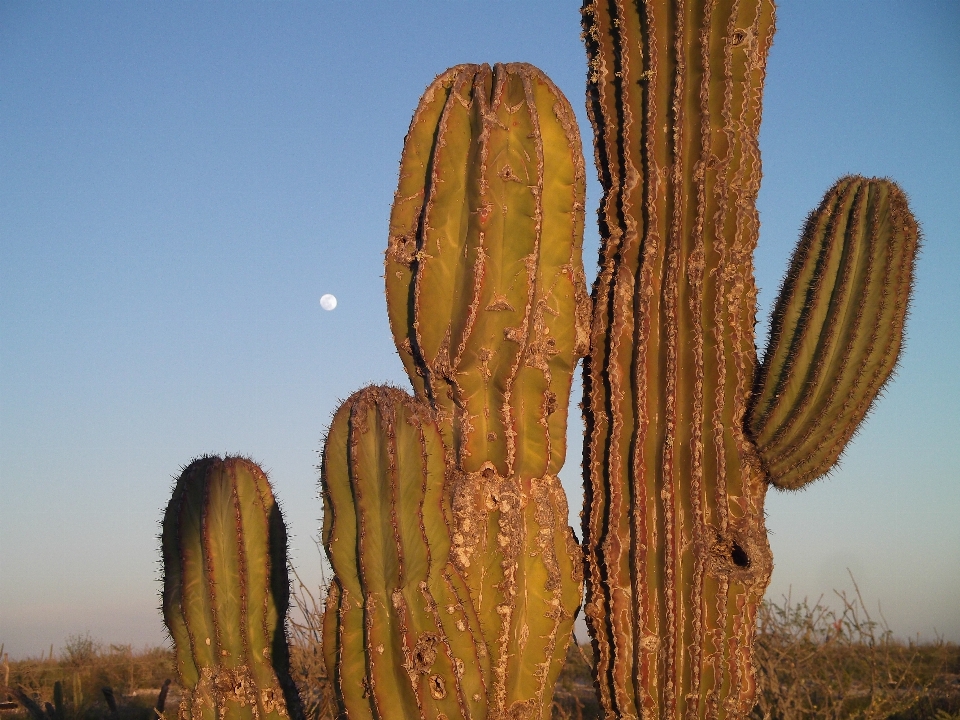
top-left (732, 541), bottom-right (750, 568)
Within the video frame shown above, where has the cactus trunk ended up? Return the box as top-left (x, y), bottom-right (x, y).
top-left (161, 456), bottom-right (301, 720)
top-left (580, 1), bottom-right (919, 718)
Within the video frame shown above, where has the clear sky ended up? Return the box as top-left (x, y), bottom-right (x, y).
top-left (1, 2), bottom-right (957, 660)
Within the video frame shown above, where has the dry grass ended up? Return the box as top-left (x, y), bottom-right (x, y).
top-left (751, 576), bottom-right (960, 720)
top-left (4, 576), bottom-right (957, 720)
top-left (1, 635), bottom-right (175, 720)
top-left (287, 566), bottom-right (336, 720)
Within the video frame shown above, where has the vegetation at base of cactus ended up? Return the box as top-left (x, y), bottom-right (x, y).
top-left (320, 386), bottom-right (489, 720)
top-left (384, 62), bottom-right (588, 719)
top-left (161, 456), bottom-right (302, 720)
top-left (749, 176), bottom-right (919, 490)
top-left (579, 1), bottom-right (918, 718)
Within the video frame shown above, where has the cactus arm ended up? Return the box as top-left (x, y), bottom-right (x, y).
top-left (581, 1), bottom-right (776, 717)
top-left (749, 177), bottom-right (919, 489)
top-left (387, 66), bottom-right (477, 412)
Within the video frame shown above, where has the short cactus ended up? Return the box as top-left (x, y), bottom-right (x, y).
top-left (384, 62), bottom-right (589, 718)
top-left (161, 456), bottom-right (302, 720)
top-left (579, 1), bottom-right (919, 718)
top-left (321, 386), bottom-right (490, 720)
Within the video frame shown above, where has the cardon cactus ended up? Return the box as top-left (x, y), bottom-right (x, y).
top-left (162, 456), bottom-right (302, 720)
top-left (580, 2), bottom-right (919, 719)
top-left (384, 62), bottom-right (589, 719)
top-left (320, 62), bottom-right (590, 720)
top-left (321, 386), bottom-right (490, 720)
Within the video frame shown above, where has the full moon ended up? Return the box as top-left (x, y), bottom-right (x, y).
top-left (320, 294), bottom-right (338, 311)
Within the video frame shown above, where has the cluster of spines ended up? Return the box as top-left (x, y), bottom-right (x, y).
top-left (384, 63), bottom-right (588, 719)
top-left (161, 456), bottom-right (301, 720)
top-left (321, 386), bottom-right (489, 720)
top-left (749, 176), bottom-right (919, 489)
top-left (580, 1), bottom-right (777, 718)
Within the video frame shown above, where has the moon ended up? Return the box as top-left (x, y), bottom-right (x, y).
top-left (320, 294), bottom-right (338, 311)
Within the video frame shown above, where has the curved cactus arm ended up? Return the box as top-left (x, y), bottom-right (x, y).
top-left (321, 386), bottom-right (490, 720)
top-left (580, 0), bottom-right (777, 718)
top-left (749, 176), bottom-right (920, 489)
top-left (161, 457), bottom-right (301, 720)
top-left (385, 62), bottom-right (588, 720)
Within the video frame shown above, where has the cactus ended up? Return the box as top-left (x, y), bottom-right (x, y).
top-left (321, 386), bottom-right (490, 720)
top-left (161, 456), bottom-right (302, 720)
top-left (749, 177), bottom-right (919, 490)
top-left (580, 2), bottom-right (919, 719)
top-left (384, 62), bottom-right (589, 719)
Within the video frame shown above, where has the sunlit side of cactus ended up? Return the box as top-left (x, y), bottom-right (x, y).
top-left (162, 456), bottom-right (302, 720)
top-left (384, 63), bottom-right (589, 719)
top-left (321, 386), bottom-right (489, 720)
top-left (579, 1), bottom-right (918, 718)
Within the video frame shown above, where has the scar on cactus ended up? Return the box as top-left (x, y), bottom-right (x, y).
top-left (580, 0), bottom-right (919, 718)
top-left (161, 456), bottom-right (303, 720)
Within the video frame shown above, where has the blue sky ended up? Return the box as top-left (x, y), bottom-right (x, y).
top-left (1, 1), bottom-right (957, 659)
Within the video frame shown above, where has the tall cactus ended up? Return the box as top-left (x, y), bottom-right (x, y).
top-left (579, 2), bottom-right (919, 719)
top-left (384, 62), bottom-right (589, 719)
top-left (162, 456), bottom-right (302, 720)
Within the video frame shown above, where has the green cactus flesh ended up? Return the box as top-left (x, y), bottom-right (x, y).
top-left (749, 177), bottom-right (919, 490)
top-left (321, 386), bottom-right (490, 720)
top-left (384, 62), bottom-right (588, 718)
top-left (162, 456), bottom-right (300, 720)
top-left (580, 0), bottom-right (919, 716)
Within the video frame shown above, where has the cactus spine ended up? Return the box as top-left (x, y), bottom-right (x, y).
top-left (321, 386), bottom-right (490, 720)
top-left (162, 456), bottom-right (301, 720)
top-left (384, 62), bottom-right (589, 719)
top-left (580, 1), bottom-right (918, 719)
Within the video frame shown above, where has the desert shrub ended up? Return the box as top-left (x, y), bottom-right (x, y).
top-left (5, 578), bottom-right (955, 720)
top-left (287, 566), bottom-right (336, 720)
top-left (751, 576), bottom-right (959, 720)
top-left (1, 637), bottom-right (175, 720)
